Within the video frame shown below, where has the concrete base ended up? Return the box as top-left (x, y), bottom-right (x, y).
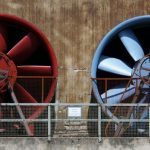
top-left (0, 138), bottom-right (149, 150)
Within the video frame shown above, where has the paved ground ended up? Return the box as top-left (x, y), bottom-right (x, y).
top-left (0, 138), bottom-right (149, 150)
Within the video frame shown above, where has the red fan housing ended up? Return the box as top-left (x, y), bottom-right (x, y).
top-left (0, 14), bottom-right (58, 135)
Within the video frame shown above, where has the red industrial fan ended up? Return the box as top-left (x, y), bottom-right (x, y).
top-left (0, 14), bottom-right (58, 135)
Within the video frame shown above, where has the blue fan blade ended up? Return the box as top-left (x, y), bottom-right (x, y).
top-left (119, 29), bottom-right (144, 61)
top-left (98, 56), bottom-right (132, 76)
top-left (101, 84), bottom-right (135, 104)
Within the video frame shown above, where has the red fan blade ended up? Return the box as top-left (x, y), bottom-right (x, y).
top-left (0, 26), bottom-right (7, 53)
top-left (17, 66), bottom-right (51, 76)
top-left (7, 33), bottom-right (39, 64)
top-left (14, 83), bottom-right (37, 103)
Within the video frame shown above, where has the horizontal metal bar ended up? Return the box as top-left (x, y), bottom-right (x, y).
top-left (51, 119), bottom-right (98, 122)
top-left (91, 77), bottom-right (140, 80)
top-left (103, 103), bottom-right (149, 106)
top-left (0, 103), bottom-right (50, 106)
top-left (0, 118), bottom-right (148, 123)
top-left (0, 119), bottom-right (48, 122)
top-left (101, 119), bottom-right (149, 122)
top-left (0, 103), bottom-right (99, 106)
top-left (17, 76), bottom-right (57, 79)
top-left (0, 103), bottom-right (149, 107)
top-left (0, 137), bottom-right (148, 139)
top-left (0, 119), bottom-right (98, 122)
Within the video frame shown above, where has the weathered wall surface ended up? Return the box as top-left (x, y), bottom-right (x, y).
top-left (0, 0), bottom-right (150, 103)
top-left (0, 0), bottom-right (150, 149)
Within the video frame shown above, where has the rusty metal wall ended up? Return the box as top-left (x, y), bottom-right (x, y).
top-left (0, 0), bottom-right (150, 103)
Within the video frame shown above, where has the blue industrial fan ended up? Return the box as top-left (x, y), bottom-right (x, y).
top-left (91, 15), bottom-right (150, 136)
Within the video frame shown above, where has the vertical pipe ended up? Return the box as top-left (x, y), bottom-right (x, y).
top-left (98, 105), bottom-right (102, 142)
top-left (148, 106), bottom-right (150, 142)
top-left (41, 77), bottom-right (44, 102)
top-left (48, 105), bottom-right (51, 142)
top-left (105, 79), bottom-right (107, 103)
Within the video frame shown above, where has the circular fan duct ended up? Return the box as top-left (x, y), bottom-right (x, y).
top-left (91, 15), bottom-right (150, 136)
top-left (0, 14), bottom-right (58, 135)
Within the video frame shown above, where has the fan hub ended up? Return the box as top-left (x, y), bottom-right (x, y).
top-left (0, 52), bottom-right (17, 92)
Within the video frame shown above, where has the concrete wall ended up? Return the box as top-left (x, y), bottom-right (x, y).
top-left (0, 0), bottom-right (150, 104)
top-left (0, 0), bottom-right (150, 149)
top-left (0, 138), bottom-right (149, 150)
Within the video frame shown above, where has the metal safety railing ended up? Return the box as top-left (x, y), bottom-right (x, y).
top-left (0, 103), bottom-right (150, 142)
